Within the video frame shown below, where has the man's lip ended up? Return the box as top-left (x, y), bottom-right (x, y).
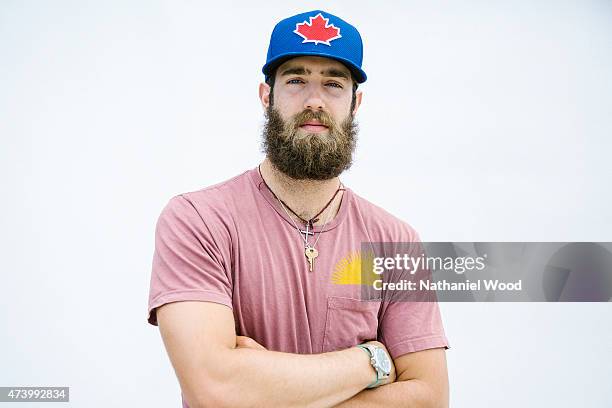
top-left (299, 123), bottom-right (328, 133)
top-left (300, 121), bottom-right (328, 127)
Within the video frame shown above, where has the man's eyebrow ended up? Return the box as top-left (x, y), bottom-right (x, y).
top-left (279, 66), bottom-right (311, 76)
top-left (320, 68), bottom-right (350, 80)
top-left (279, 66), bottom-right (350, 80)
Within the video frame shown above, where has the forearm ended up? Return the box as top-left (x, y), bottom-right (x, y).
top-left (333, 379), bottom-right (441, 408)
top-left (201, 346), bottom-right (373, 408)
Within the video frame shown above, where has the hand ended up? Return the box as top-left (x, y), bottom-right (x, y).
top-left (363, 340), bottom-right (396, 386)
top-left (235, 335), bottom-right (267, 350)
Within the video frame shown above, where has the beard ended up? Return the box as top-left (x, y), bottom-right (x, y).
top-left (262, 105), bottom-right (358, 180)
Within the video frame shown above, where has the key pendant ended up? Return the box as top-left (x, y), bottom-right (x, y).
top-left (305, 246), bottom-right (319, 272)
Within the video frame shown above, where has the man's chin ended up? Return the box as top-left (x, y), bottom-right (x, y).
top-left (296, 128), bottom-right (331, 141)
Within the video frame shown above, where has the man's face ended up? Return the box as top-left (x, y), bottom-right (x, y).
top-left (260, 56), bottom-right (362, 180)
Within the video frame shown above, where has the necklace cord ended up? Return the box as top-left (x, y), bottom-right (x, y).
top-left (259, 164), bottom-right (342, 249)
top-left (258, 165), bottom-right (344, 226)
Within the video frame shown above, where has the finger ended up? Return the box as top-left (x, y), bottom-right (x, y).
top-left (236, 336), bottom-right (267, 350)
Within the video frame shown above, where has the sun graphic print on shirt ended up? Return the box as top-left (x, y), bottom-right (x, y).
top-left (331, 250), bottom-right (378, 286)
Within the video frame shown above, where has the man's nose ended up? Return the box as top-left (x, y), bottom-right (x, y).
top-left (303, 86), bottom-right (325, 111)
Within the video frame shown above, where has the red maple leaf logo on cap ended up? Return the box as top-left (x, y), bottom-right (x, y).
top-left (293, 13), bottom-right (342, 46)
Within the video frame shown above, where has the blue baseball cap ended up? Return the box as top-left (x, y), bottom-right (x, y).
top-left (262, 10), bottom-right (367, 83)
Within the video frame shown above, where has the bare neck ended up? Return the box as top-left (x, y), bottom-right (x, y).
top-left (259, 158), bottom-right (344, 226)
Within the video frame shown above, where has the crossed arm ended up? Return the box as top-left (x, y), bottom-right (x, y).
top-left (156, 301), bottom-right (449, 408)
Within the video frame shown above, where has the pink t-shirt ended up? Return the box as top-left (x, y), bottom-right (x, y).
top-left (147, 167), bottom-right (449, 405)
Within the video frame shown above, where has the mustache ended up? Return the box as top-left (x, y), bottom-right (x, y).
top-left (294, 109), bottom-right (334, 127)
top-left (283, 109), bottom-right (354, 145)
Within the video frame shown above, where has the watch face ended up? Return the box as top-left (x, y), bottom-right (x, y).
top-left (375, 348), bottom-right (392, 374)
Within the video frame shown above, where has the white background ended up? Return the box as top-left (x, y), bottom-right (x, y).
top-left (1, 1), bottom-right (611, 407)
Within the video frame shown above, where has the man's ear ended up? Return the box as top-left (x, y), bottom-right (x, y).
top-left (352, 90), bottom-right (363, 116)
top-left (259, 82), bottom-right (271, 110)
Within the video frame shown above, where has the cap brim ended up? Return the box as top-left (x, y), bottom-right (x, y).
top-left (262, 52), bottom-right (367, 83)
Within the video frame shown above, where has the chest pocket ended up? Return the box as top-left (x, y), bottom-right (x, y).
top-left (321, 296), bottom-right (380, 352)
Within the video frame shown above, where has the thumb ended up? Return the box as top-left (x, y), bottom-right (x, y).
top-left (235, 336), bottom-right (267, 350)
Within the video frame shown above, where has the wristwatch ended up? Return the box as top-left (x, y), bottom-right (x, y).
top-left (356, 343), bottom-right (392, 388)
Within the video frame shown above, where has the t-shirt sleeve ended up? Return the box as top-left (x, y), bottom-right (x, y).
top-left (379, 298), bottom-right (450, 359)
top-left (377, 229), bottom-right (450, 359)
top-left (147, 194), bottom-right (233, 326)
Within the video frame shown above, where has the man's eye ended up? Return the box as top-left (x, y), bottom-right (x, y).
top-left (287, 79), bottom-right (304, 84)
top-left (326, 82), bottom-right (343, 88)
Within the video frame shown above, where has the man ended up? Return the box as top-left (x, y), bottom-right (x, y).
top-left (147, 10), bottom-right (450, 408)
